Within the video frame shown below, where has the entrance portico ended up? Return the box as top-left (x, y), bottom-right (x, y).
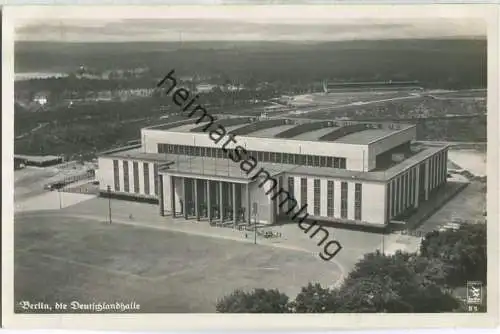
top-left (160, 173), bottom-right (254, 225)
top-left (158, 156), bottom-right (290, 225)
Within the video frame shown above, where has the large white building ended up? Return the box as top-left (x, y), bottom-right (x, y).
top-left (97, 116), bottom-right (448, 228)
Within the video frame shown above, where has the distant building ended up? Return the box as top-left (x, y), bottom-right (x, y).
top-left (96, 90), bottom-right (113, 101)
top-left (14, 157), bottom-right (25, 170)
top-left (322, 80), bottom-right (423, 93)
top-left (33, 92), bottom-right (49, 106)
top-left (263, 105), bottom-right (290, 113)
top-left (114, 88), bottom-right (154, 100)
top-left (195, 84), bottom-right (217, 94)
top-left (223, 84), bottom-right (242, 92)
top-left (14, 154), bottom-right (63, 167)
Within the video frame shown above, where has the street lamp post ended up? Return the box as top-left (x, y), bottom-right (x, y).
top-left (58, 189), bottom-right (62, 209)
top-left (254, 213), bottom-right (259, 245)
top-left (107, 185), bottom-right (112, 224)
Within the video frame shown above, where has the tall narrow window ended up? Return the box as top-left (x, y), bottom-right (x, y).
top-left (153, 164), bottom-right (158, 195)
top-left (300, 178), bottom-right (307, 208)
top-left (355, 183), bottom-right (362, 221)
top-left (313, 179), bottom-right (321, 216)
top-left (341, 182), bottom-right (348, 219)
top-left (288, 177), bottom-right (295, 212)
top-left (133, 161), bottom-right (139, 193)
top-left (327, 180), bottom-right (334, 217)
top-left (123, 161), bottom-right (130, 192)
top-left (113, 159), bottom-right (120, 191)
top-left (143, 163), bottom-right (150, 195)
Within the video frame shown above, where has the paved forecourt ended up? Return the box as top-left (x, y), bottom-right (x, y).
top-left (61, 197), bottom-right (386, 271)
top-left (15, 211), bottom-right (343, 313)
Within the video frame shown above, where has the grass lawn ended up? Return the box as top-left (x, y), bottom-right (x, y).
top-left (15, 214), bottom-right (341, 313)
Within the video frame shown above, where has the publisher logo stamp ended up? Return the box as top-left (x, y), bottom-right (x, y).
top-left (466, 281), bottom-right (482, 306)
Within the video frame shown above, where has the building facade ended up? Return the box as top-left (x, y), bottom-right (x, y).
top-left (97, 116), bottom-right (448, 228)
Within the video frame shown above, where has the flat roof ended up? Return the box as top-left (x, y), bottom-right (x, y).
top-left (292, 127), bottom-right (341, 141)
top-left (14, 154), bottom-right (62, 163)
top-left (248, 124), bottom-right (296, 138)
top-left (148, 117), bottom-right (416, 145)
top-left (99, 147), bottom-right (172, 163)
top-left (334, 128), bottom-right (394, 144)
top-left (225, 124), bottom-right (249, 133)
top-left (168, 122), bottom-right (205, 133)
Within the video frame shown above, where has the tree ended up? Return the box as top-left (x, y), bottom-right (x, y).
top-left (420, 223), bottom-right (486, 287)
top-left (336, 251), bottom-right (459, 313)
top-left (216, 289), bottom-right (290, 313)
top-left (292, 283), bottom-right (340, 313)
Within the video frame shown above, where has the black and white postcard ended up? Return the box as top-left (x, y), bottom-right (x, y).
top-left (2, 4), bottom-right (498, 331)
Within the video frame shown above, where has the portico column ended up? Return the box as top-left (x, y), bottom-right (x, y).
top-left (219, 181), bottom-right (224, 223)
top-left (183, 177), bottom-right (188, 219)
top-left (246, 183), bottom-right (251, 224)
top-left (194, 179), bottom-right (200, 221)
top-left (207, 180), bottom-right (212, 222)
top-left (268, 193), bottom-right (274, 224)
top-left (232, 183), bottom-right (237, 228)
top-left (171, 175), bottom-right (176, 218)
top-left (424, 160), bottom-right (430, 201)
top-left (414, 167), bottom-right (420, 208)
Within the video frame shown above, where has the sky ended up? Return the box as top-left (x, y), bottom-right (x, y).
top-left (15, 16), bottom-right (486, 42)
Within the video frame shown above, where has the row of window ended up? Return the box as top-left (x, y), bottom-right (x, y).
top-left (113, 160), bottom-right (158, 196)
top-left (429, 150), bottom-right (448, 191)
top-left (158, 143), bottom-right (347, 169)
top-left (290, 177), bottom-right (361, 221)
top-left (386, 151), bottom-right (447, 221)
top-left (388, 167), bottom-right (418, 219)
